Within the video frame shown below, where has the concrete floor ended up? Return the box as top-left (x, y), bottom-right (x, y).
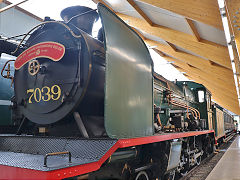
top-left (206, 135), bottom-right (240, 180)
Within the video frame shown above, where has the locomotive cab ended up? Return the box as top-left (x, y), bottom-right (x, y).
top-left (177, 81), bottom-right (212, 130)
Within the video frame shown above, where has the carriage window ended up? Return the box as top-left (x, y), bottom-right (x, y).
top-left (198, 90), bottom-right (205, 103)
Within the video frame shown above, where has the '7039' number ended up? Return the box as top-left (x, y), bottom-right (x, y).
top-left (27, 85), bottom-right (61, 104)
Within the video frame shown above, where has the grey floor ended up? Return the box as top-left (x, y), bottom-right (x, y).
top-left (206, 135), bottom-right (240, 180)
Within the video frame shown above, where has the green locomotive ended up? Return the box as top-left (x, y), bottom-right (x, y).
top-left (153, 73), bottom-right (212, 132)
top-left (0, 4), bottom-right (236, 180)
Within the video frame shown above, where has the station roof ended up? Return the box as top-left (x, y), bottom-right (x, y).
top-left (93, 0), bottom-right (240, 115)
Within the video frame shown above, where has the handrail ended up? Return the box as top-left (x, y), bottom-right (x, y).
top-left (44, 151), bottom-right (72, 167)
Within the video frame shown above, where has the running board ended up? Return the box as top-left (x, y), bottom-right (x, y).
top-left (0, 135), bottom-right (117, 171)
top-left (0, 130), bottom-right (214, 179)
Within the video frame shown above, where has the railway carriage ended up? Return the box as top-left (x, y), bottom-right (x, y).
top-left (223, 109), bottom-right (236, 133)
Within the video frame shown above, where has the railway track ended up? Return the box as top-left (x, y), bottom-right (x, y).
top-left (179, 134), bottom-right (237, 180)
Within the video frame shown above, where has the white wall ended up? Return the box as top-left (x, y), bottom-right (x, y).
top-left (0, 2), bottom-right (41, 38)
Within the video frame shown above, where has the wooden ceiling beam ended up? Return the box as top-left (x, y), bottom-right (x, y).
top-left (139, 0), bottom-right (223, 30)
top-left (174, 69), bottom-right (237, 106)
top-left (166, 57), bottom-right (234, 88)
top-left (185, 18), bottom-right (201, 41)
top-left (117, 13), bottom-right (231, 69)
top-left (181, 73), bottom-right (238, 107)
top-left (212, 97), bottom-right (240, 114)
top-left (177, 69), bottom-right (230, 94)
top-left (126, 0), bottom-right (153, 26)
top-left (166, 41), bottom-right (177, 52)
top-left (153, 48), bottom-right (165, 57)
top-left (187, 73), bottom-right (236, 99)
top-left (131, 27), bottom-right (146, 40)
top-left (185, 74), bottom-right (240, 114)
top-left (0, 0), bottom-right (28, 13)
top-left (170, 68), bottom-right (236, 100)
top-left (183, 73), bottom-right (237, 101)
top-left (163, 61), bottom-right (237, 100)
top-left (164, 56), bottom-right (236, 89)
top-left (208, 60), bottom-right (230, 70)
top-left (183, 74), bottom-right (239, 114)
top-left (147, 39), bottom-right (234, 81)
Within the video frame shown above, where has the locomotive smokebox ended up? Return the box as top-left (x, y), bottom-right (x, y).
top-left (14, 17), bottom-right (105, 125)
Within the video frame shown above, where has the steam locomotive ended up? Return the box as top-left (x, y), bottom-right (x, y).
top-left (0, 4), bottom-right (236, 180)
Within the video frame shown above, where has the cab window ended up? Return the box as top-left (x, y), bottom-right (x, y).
top-left (198, 90), bottom-right (205, 103)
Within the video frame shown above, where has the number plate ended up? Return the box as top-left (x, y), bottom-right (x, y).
top-left (27, 85), bottom-right (61, 104)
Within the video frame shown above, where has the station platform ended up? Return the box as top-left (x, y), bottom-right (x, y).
top-left (206, 135), bottom-right (240, 180)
